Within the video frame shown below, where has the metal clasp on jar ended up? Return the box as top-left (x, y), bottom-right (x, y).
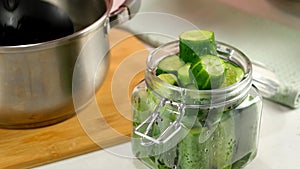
top-left (134, 98), bottom-right (187, 146)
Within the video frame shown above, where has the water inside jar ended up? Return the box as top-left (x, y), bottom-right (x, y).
top-left (0, 0), bottom-right (74, 46)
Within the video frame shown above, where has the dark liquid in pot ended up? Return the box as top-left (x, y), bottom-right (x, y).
top-left (0, 0), bottom-right (74, 46)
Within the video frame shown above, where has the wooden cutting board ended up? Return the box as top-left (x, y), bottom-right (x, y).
top-left (0, 28), bottom-right (149, 169)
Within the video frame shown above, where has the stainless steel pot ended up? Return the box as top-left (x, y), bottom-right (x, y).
top-left (0, 0), bottom-right (141, 128)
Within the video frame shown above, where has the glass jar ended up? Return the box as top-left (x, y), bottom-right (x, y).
top-left (131, 41), bottom-right (263, 169)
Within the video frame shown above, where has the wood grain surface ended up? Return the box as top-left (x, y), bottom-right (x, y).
top-left (0, 28), bottom-right (148, 169)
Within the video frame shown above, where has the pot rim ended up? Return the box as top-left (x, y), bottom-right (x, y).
top-left (0, 0), bottom-right (113, 52)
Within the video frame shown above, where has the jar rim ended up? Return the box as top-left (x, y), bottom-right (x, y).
top-left (145, 40), bottom-right (253, 107)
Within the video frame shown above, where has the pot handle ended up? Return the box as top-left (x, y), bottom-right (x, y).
top-left (109, 0), bottom-right (141, 27)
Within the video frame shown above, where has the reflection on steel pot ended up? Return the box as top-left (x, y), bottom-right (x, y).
top-left (0, 0), bottom-right (141, 128)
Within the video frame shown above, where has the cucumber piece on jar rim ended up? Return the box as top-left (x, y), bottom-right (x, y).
top-left (179, 29), bottom-right (218, 63)
top-left (156, 55), bottom-right (185, 76)
top-left (191, 55), bottom-right (225, 90)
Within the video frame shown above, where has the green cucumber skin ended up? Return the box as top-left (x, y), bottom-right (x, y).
top-left (158, 73), bottom-right (179, 86)
top-left (179, 32), bottom-right (217, 63)
top-left (156, 55), bottom-right (185, 76)
top-left (177, 63), bottom-right (198, 88)
top-left (177, 110), bottom-right (236, 169)
top-left (211, 111), bottom-right (235, 169)
top-left (190, 61), bottom-right (209, 89)
top-left (190, 56), bottom-right (225, 90)
top-left (178, 128), bottom-right (210, 169)
top-left (179, 41), bottom-right (199, 63)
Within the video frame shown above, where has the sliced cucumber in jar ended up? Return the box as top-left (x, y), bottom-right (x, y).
top-left (191, 55), bottom-right (225, 90)
top-left (221, 62), bottom-right (245, 88)
top-left (156, 55), bottom-right (185, 76)
top-left (179, 30), bottom-right (218, 63)
top-left (177, 63), bottom-right (198, 89)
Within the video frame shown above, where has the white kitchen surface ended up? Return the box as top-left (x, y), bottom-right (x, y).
top-left (34, 0), bottom-right (300, 168)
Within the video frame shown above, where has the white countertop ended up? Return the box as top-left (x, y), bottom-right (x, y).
top-left (35, 0), bottom-right (300, 168)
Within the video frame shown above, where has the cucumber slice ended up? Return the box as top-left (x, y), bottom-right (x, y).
top-left (177, 63), bottom-right (198, 88)
top-left (221, 62), bottom-right (245, 88)
top-left (191, 55), bottom-right (225, 90)
top-left (211, 111), bottom-right (235, 169)
top-left (157, 73), bottom-right (178, 86)
top-left (179, 30), bottom-right (217, 63)
top-left (178, 127), bottom-right (210, 169)
top-left (156, 55), bottom-right (185, 75)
